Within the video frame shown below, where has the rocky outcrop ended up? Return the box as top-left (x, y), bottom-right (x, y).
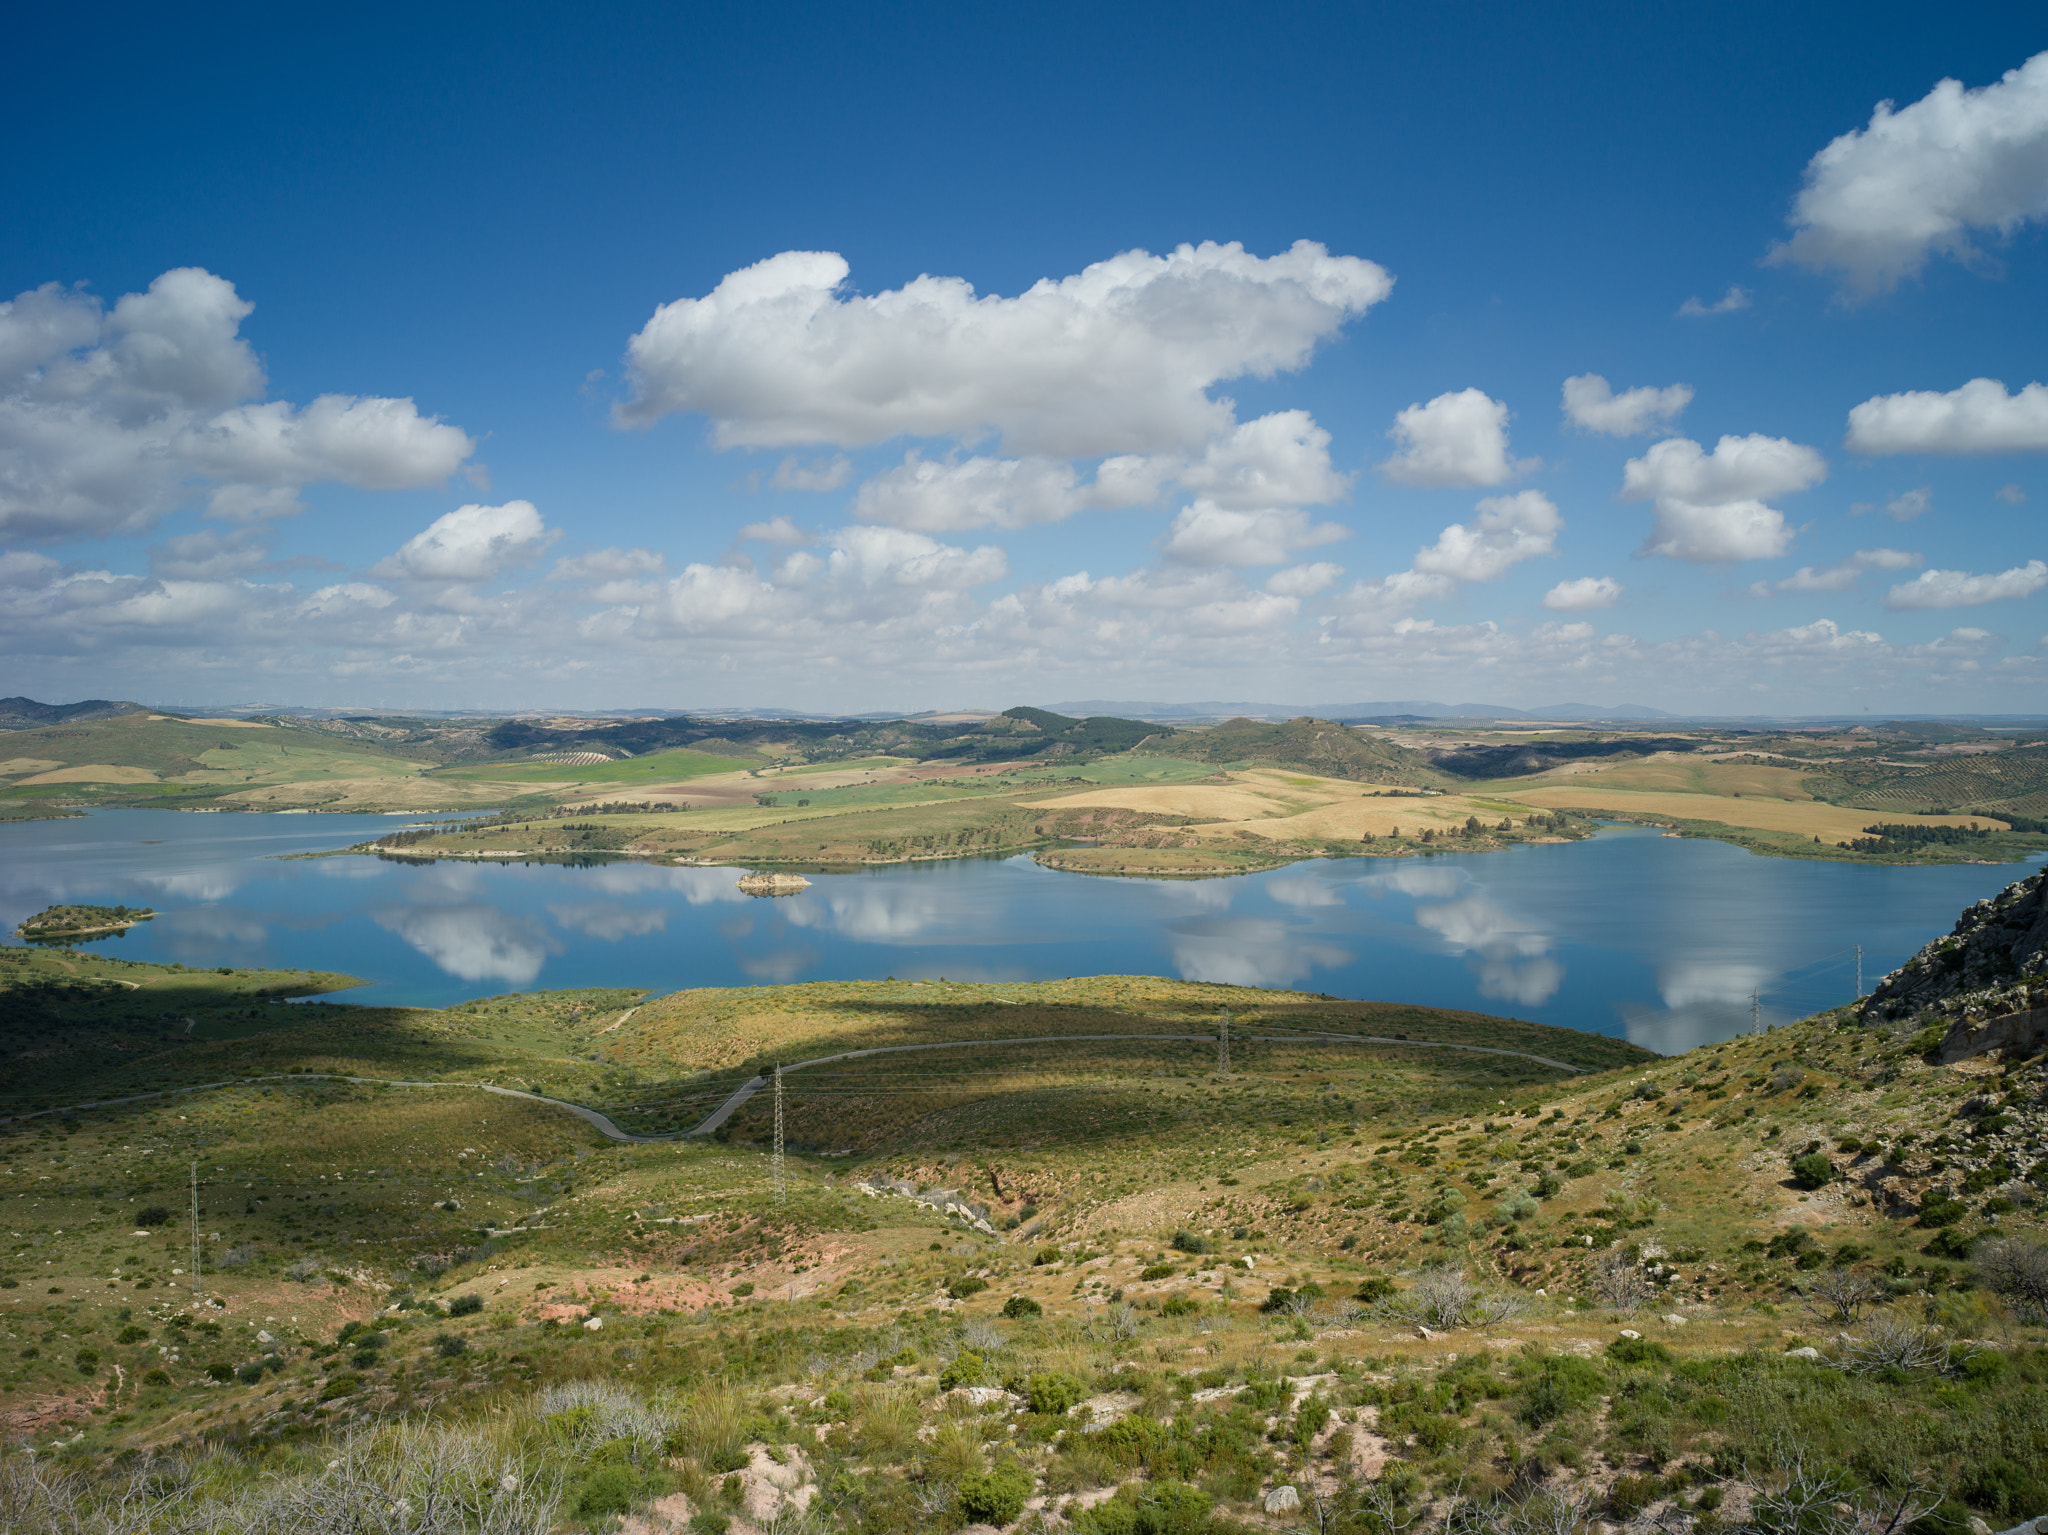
top-left (1935, 1008), bottom-right (2048, 1066)
top-left (736, 872), bottom-right (811, 897)
top-left (1860, 869), bottom-right (2048, 1039)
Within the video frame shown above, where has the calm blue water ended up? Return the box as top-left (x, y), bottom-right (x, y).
top-left (2, 809), bottom-right (2038, 1053)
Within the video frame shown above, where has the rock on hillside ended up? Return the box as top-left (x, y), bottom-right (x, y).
top-left (1861, 867), bottom-right (2048, 1060)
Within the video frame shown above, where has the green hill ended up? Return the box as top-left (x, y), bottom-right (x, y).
top-left (1154, 715), bottom-right (1443, 784)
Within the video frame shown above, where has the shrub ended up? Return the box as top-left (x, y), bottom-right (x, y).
top-left (236, 1361), bottom-right (265, 1384)
top-left (1138, 1263), bottom-right (1176, 1281)
top-left (1001, 1295), bottom-right (1043, 1319)
top-left (1976, 1236), bottom-right (2048, 1320)
top-left (1611, 1474), bottom-right (1661, 1519)
top-left (115, 1325), bottom-right (149, 1344)
top-left (729, 1281), bottom-right (754, 1298)
top-left (1170, 1229), bottom-right (1211, 1254)
top-left (141, 1368), bottom-right (171, 1386)
top-left (1027, 1370), bottom-right (1086, 1415)
top-left (1033, 1246), bottom-right (1061, 1265)
top-left (435, 1333), bottom-right (468, 1358)
top-left (1159, 1294), bottom-right (1202, 1318)
top-left (946, 1276), bottom-right (988, 1300)
top-left (575, 1464), bottom-right (641, 1518)
top-left (1922, 1227), bottom-right (1977, 1261)
top-left (939, 1350), bottom-right (986, 1389)
top-left (135, 1205), bottom-right (171, 1226)
top-left (1917, 1195), bottom-right (1967, 1229)
top-left (1606, 1335), bottom-right (1673, 1366)
top-left (1790, 1152), bottom-right (1834, 1189)
top-left (1355, 1275), bottom-right (1395, 1303)
top-left (957, 1464), bottom-right (1034, 1526)
top-left (318, 1373), bottom-right (361, 1399)
top-left (447, 1292), bottom-right (483, 1316)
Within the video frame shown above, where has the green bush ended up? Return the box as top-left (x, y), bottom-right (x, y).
top-left (575, 1464), bottom-right (641, 1518)
top-left (1355, 1275), bottom-right (1395, 1303)
top-left (946, 1276), bottom-right (989, 1300)
top-left (1139, 1263), bottom-right (1177, 1281)
top-left (1611, 1473), bottom-right (1660, 1519)
top-left (1159, 1294), bottom-right (1203, 1318)
top-left (958, 1464), bottom-right (1033, 1525)
top-left (236, 1362), bottom-right (264, 1384)
top-left (115, 1325), bottom-right (149, 1345)
top-left (435, 1332), bottom-right (468, 1358)
top-left (447, 1292), bottom-right (483, 1316)
top-left (1923, 1227), bottom-right (1977, 1260)
top-left (1028, 1370), bottom-right (1086, 1415)
top-left (940, 1350), bottom-right (986, 1389)
top-left (1790, 1152), bottom-right (1835, 1189)
top-left (1001, 1295), bottom-right (1043, 1319)
top-left (318, 1373), bottom-right (360, 1400)
top-left (1170, 1229), bottom-right (1211, 1254)
top-left (1918, 1196), bottom-right (1968, 1229)
top-left (1606, 1336), bottom-right (1674, 1366)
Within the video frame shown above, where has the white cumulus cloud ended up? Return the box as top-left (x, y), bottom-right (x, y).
top-left (1411, 490), bottom-right (1561, 583)
top-left (1846, 378), bottom-right (2048, 455)
top-left (616, 240), bottom-right (1392, 457)
top-left (1883, 560), bottom-right (2048, 610)
top-left (1543, 576), bottom-right (1622, 611)
top-left (1378, 388), bottom-right (1532, 487)
top-left (1162, 503), bottom-right (1350, 567)
top-left (1561, 374), bottom-right (1692, 436)
top-left (0, 268), bottom-right (475, 541)
top-left (1770, 52), bottom-right (2048, 296)
top-left (1621, 434), bottom-right (1828, 563)
top-left (1768, 547), bottom-right (1922, 593)
top-left (847, 408), bottom-right (1349, 532)
top-left (373, 501), bottom-right (557, 583)
top-left (768, 454), bottom-right (852, 491)
top-left (1676, 286), bottom-right (1752, 318)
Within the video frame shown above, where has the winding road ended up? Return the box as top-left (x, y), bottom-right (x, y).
top-left (2, 1028), bottom-right (1589, 1143)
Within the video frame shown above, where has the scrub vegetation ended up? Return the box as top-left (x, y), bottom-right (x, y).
top-left (3, 873), bottom-right (2045, 1533)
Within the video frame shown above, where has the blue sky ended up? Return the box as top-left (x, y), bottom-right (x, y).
top-left (3, 1), bottom-right (2046, 714)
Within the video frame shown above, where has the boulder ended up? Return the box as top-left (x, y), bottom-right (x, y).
top-left (1787, 1346), bottom-right (1820, 1360)
top-left (1265, 1486), bottom-right (1303, 1515)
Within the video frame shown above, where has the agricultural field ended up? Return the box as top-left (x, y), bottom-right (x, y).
top-left (0, 713), bottom-right (526, 814)
top-left (1464, 752), bottom-right (2047, 862)
top-left (2, 935), bottom-right (2043, 1532)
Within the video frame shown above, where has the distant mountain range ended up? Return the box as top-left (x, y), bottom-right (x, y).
top-left (1049, 699), bottom-right (1673, 722)
top-left (0, 696), bottom-right (148, 729)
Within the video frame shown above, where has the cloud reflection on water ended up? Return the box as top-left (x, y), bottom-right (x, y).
top-left (371, 903), bottom-right (561, 984)
top-left (1169, 915), bottom-right (1352, 988)
top-left (1412, 892), bottom-right (1565, 1007)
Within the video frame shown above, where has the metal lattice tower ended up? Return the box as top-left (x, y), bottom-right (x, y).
top-left (771, 1065), bottom-right (785, 1206)
top-left (1217, 1009), bottom-right (1231, 1078)
top-left (1751, 990), bottom-right (1761, 1033)
top-left (1855, 944), bottom-right (1863, 999)
top-left (189, 1161), bottom-right (202, 1302)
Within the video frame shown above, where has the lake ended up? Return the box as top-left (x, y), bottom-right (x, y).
top-left (2, 808), bottom-right (2036, 1053)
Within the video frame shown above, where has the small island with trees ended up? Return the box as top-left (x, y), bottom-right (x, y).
top-left (16, 902), bottom-right (157, 940)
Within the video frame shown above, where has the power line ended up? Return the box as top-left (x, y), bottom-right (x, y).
top-left (189, 1160), bottom-right (201, 1305)
top-left (770, 1065), bottom-right (785, 1207)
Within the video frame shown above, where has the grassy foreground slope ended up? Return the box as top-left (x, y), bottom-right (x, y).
top-left (3, 924), bottom-right (2045, 1532)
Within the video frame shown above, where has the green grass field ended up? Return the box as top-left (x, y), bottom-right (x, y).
top-left (426, 747), bottom-right (758, 785)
